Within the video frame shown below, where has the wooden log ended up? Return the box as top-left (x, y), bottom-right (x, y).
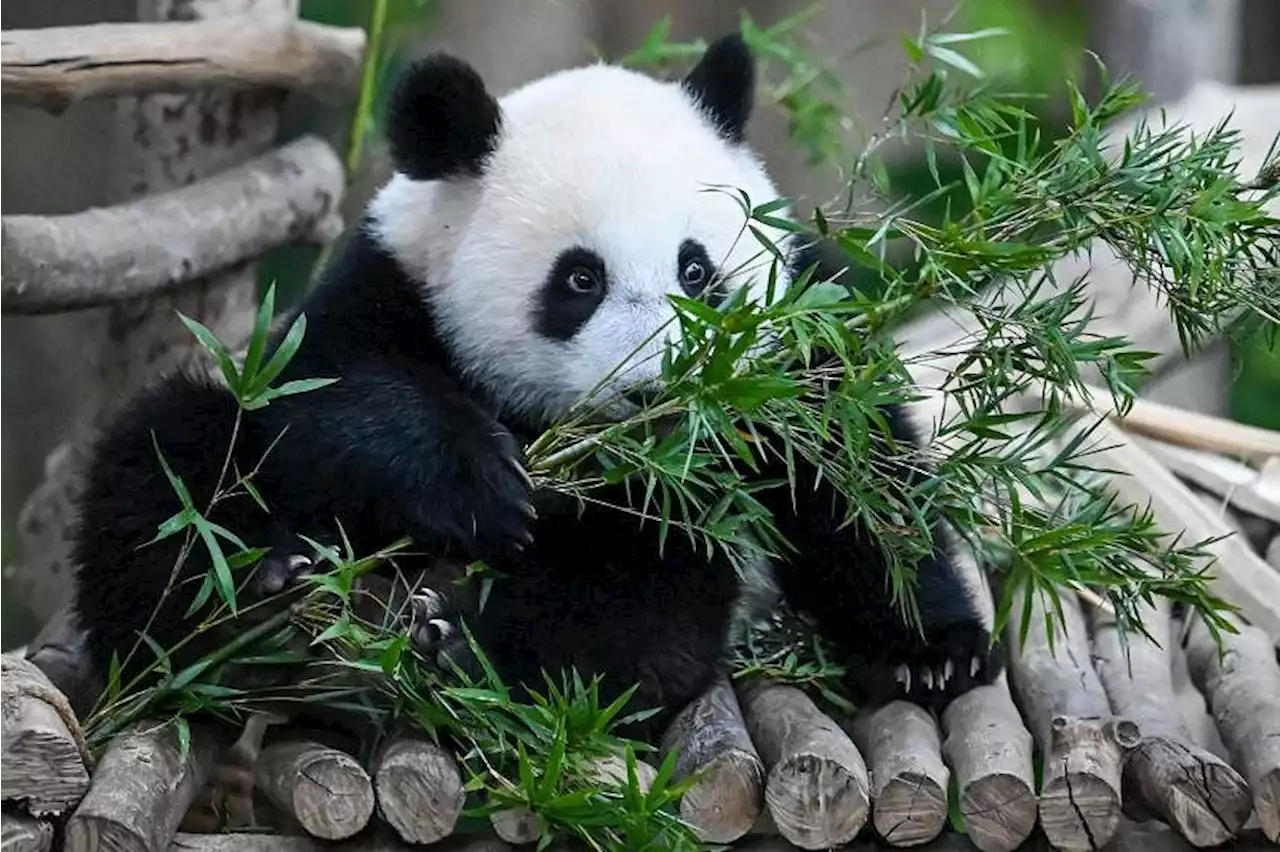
top-left (851, 700), bottom-right (948, 848)
top-left (659, 676), bottom-right (765, 844)
top-left (2, 134), bottom-right (344, 315)
top-left (0, 810), bottom-right (54, 852)
top-left (1005, 589), bottom-right (1139, 852)
top-left (1183, 613), bottom-right (1280, 842)
top-left (65, 719), bottom-right (217, 852)
top-left (167, 831), bottom-right (515, 851)
top-left (0, 654), bottom-right (91, 816)
top-left (738, 681), bottom-right (869, 850)
top-left (1070, 383), bottom-right (1280, 461)
top-left (940, 682), bottom-right (1037, 852)
top-left (1137, 437), bottom-right (1280, 524)
top-left (254, 740), bottom-right (374, 841)
top-left (1089, 598), bottom-right (1252, 846)
top-left (373, 734), bottom-right (465, 845)
top-left (1, 17), bottom-right (365, 113)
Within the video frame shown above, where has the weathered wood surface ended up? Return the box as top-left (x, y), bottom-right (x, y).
top-left (1138, 437), bottom-right (1280, 524)
top-left (1, 16), bottom-right (365, 112)
top-left (0, 655), bottom-right (91, 816)
top-left (373, 735), bottom-right (465, 845)
top-left (2, 135), bottom-right (344, 315)
top-left (739, 681), bottom-right (869, 850)
top-left (1005, 590), bottom-right (1138, 852)
top-left (1077, 419), bottom-right (1280, 639)
top-left (254, 740), bottom-right (374, 841)
top-left (852, 701), bottom-right (948, 848)
top-left (940, 682), bottom-right (1037, 852)
top-left (1183, 614), bottom-right (1280, 843)
top-left (22, 606), bottom-right (100, 720)
top-left (65, 720), bottom-right (217, 852)
top-left (1090, 599), bottom-right (1252, 846)
top-left (0, 810), bottom-right (54, 852)
top-left (167, 832), bottom-right (515, 851)
top-left (659, 676), bottom-right (764, 844)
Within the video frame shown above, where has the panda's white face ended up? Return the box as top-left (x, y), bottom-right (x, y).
top-left (370, 57), bottom-right (794, 424)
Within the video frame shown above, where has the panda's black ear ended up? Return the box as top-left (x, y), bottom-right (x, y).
top-left (385, 54), bottom-right (501, 181)
top-left (682, 33), bottom-right (755, 144)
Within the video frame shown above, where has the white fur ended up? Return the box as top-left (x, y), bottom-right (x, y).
top-left (370, 62), bottom-right (795, 423)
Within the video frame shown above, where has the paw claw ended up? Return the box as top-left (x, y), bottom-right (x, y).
top-left (970, 655), bottom-right (981, 678)
top-left (943, 659), bottom-right (955, 682)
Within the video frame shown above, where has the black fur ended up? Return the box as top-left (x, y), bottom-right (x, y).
top-left (682, 33), bottom-right (755, 144)
top-left (385, 54), bottom-right (502, 180)
top-left (69, 39), bottom-right (998, 741)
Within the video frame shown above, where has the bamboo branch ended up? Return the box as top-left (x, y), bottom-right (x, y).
top-left (1, 134), bottom-right (344, 315)
top-left (1080, 418), bottom-right (1280, 638)
top-left (1089, 599), bottom-right (1252, 846)
top-left (1, 17), bottom-right (365, 113)
top-left (1071, 385), bottom-right (1280, 461)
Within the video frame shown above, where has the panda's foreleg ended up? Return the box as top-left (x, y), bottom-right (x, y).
top-left (757, 403), bottom-right (1000, 711)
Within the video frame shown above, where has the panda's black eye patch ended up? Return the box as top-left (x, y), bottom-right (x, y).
top-left (678, 239), bottom-right (724, 306)
top-left (536, 247), bottom-right (608, 341)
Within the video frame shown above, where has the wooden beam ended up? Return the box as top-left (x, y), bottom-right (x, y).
top-left (1, 17), bottom-right (365, 113)
top-left (1, 134), bottom-right (344, 315)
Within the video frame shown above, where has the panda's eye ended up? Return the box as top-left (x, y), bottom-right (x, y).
top-left (565, 267), bottom-right (603, 296)
top-left (681, 260), bottom-right (707, 288)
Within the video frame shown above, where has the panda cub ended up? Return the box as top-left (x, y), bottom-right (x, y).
top-left (70, 34), bottom-right (999, 737)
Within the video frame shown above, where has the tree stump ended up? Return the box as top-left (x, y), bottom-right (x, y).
top-left (373, 735), bottom-right (465, 845)
top-left (0, 810), bottom-right (54, 852)
top-left (254, 740), bottom-right (374, 841)
top-left (739, 681), bottom-right (869, 850)
top-left (852, 700), bottom-right (948, 847)
top-left (1090, 599), bottom-right (1252, 846)
top-left (1183, 613), bottom-right (1280, 843)
top-left (660, 676), bottom-right (765, 843)
top-left (940, 682), bottom-right (1037, 852)
top-left (65, 719), bottom-right (217, 852)
top-left (0, 655), bottom-right (91, 817)
top-left (1005, 590), bottom-right (1137, 851)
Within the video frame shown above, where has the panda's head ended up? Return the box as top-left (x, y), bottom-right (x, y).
top-left (369, 34), bottom-right (795, 423)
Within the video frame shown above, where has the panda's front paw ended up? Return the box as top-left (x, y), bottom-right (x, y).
top-left (251, 552), bottom-right (317, 598)
top-left (853, 620), bottom-right (1001, 712)
top-left (455, 434), bottom-right (537, 560)
top-left (408, 587), bottom-right (470, 670)
top-left (896, 620), bottom-right (1001, 711)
